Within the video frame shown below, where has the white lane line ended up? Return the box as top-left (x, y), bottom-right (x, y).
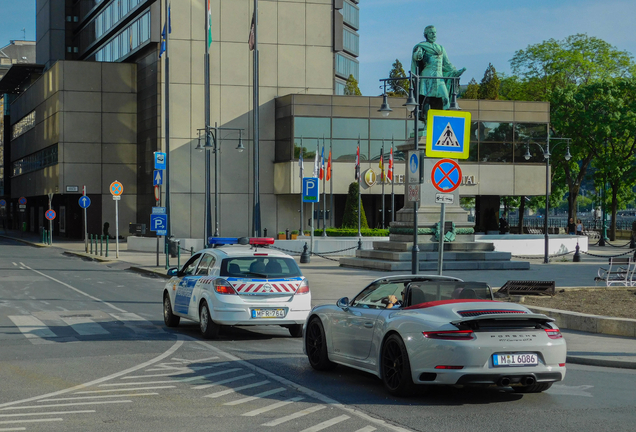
top-left (0, 427), bottom-right (25, 431)
top-left (0, 418), bottom-right (62, 425)
top-left (98, 368), bottom-right (237, 388)
top-left (8, 316), bottom-right (56, 339)
top-left (299, 415), bottom-right (350, 432)
top-left (11, 262), bottom-right (17, 266)
top-left (0, 340), bottom-right (183, 410)
top-left (145, 363), bottom-right (221, 372)
top-left (122, 364), bottom-right (232, 380)
top-left (204, 381), bottom-right (269, 399)
top-left (242, 396), bottom-right (304, 417)
top-left (39, 393), bottom-right (158, 402)
top-left (2, 400), bottom-right (132, 410)
top-left (0, 410), bottom-right (95, 418)
top-left (19, 263), bottom-right (126, 313)
top-left (354, 427), bottom-right (377, 432)
top-left (262, 405), bottom-right (326, 426)
top-left (172, 356), bottom-right (219, 364)
top-left (59, 316), bottom-right (109, 336)
top-left (192, 372), bottom-right (252, 390)
top-left (74, 386), bottom-right (175, 394)
top-left (223, 387), bottom-right (286, 406)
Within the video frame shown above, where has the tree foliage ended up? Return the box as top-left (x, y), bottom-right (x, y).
top-left (342, 182), bottom-right (369, 229)
top-left (387, 59), bottom-right (409, 97)
top-left (344, 74), bottom-right (362, 96)
top-left (462, 78), bottom-right (480, 99)
top-left (477, 63), bottom-right (500, 100)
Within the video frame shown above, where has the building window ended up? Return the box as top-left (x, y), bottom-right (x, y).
top-left (11, 144), bottom-right (59, 177)
top-left (95, 10), bottom-right (151, 62)
top-left (342, 1), bottom-right (359, 30)
top-left (335, 53), bottom-right (359, 81)
top-left (335, 80), bottom-right (346, 95)
top-left (343, 28), bottom-right (359, 56)
top-left (11, 111), bottom-right (35, 140)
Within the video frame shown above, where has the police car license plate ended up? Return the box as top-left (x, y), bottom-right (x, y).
top-left (251, 308), bottom-right (286, 319)
top-left (493, 353), bottom-right (538, 367)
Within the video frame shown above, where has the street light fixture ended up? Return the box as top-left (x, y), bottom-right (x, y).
top-left (197, 123), bottom-right (244, 246)
top-left (524, 137), bottom-right (571, 264)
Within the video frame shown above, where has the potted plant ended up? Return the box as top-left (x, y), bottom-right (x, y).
top-left (291, 230), bottom-right (299, 240)
top-left (277, 231), bottom-right (286, 240)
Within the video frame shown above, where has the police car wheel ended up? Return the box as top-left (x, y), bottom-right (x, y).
top-left (287, 324), bottom-right (303, 338)
top-left (163, 295), bottom-right (180, 327)
top-left (199, 302), bottom-right (220, 339)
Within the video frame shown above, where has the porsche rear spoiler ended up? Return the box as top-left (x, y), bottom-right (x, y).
top-left (451, 313), bottom-right (555, 328)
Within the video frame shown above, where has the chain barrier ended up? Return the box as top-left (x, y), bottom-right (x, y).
top-left (580, 249), bottom-right (636, 258)
top-left (270, 244), bottom-right (358, 260)
top-left (511, 250), bottom-right (574, 260)
top-left (310, 252), bottom-right (342, 262)
top-left (605, 240), bottom-right (632, 248)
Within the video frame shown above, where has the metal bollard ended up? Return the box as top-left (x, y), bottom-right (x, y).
top-left (90, 234), bottom-right (93, 254)
top-left (106, 236), bottom-right (109, 257)
top-left (165, 242), bottom-right (169, 270)
top-left (300, 242), bottom-right (311, 264)
top-left (177, 242), bottom-right (181, 268)
top-left (573, 243), bottom-right (581, 262)
top-left (100, 235), bottom-right (103, 256)
top-left (286, 228), bottom-right (290, 240)
top-left (190, 246), bottom-right (194, 256)
top-left (358, 238), bottom-right (363, 250)
top-left (42, 229), bottom-right (46, 244)
top-left (263, 228), bottom-right (268, 237)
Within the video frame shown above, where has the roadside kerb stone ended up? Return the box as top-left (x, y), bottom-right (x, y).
top-left (526, 305), bottom-right (636, 337)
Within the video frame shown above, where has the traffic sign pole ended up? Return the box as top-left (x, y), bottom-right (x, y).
top-left (83, 186), bottom-right (88, 253)
top-left (115, 198), bottom-right (119, 258)
top-left (437, 203), bottom-right (446, 276)
top-left (48, 193), bottom-right (54, 246)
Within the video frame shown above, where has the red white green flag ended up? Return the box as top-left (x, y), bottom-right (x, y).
top-left (207, 0), bottom-right (212, 48)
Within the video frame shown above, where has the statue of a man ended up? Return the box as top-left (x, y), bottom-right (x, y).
top-left (411, 25), bottom-right (465, 115)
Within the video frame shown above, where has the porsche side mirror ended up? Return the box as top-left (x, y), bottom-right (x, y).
top-left (167, 268), bottom-right (179, 277)
top-left (336, 297), bottom-right (349, 310)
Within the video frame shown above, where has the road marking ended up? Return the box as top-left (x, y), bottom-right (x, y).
top-left (0, 410), bottom-right (95, 418)
top-left (354, 427), bottom-right (376, 432)
top-left (74, 386), bottom-right (175, 394)
top-left (224, 387), bottom-right (286, 406)
top-left (8, 316), bottom-right (56, 339)
top-left (242, 396), bottom-right (304, 417)
top-left (19, 263), bottom-right (126, 313)
top-left (204, 381), bottom-right (269, 399)
top-left (59, 316), bottom-right (109, 336)
top-left (171, 356), bottom-right (219, 364)
top-left (39, 393), bottom-right (158, 402)
top-left (2, 401), bottom-right (133, 410)
top-left (0, 427), bottom-right (25, 431)
top-left (192, 372), bottom-right (253, 390)
top-left (133, 364), bottom-right (222, 376)
top-left (299, 415), bottom-right (350, 432)
top-left (0, 418), bottom-right (62, 424)
top-left (549, 384), bottom-right (594, 397)
top-left (123, 365), bottom-right (233, 381)
top-left (262, 405), bottom-right (326, 426)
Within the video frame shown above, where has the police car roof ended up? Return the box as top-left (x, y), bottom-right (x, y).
top-left (201, 245), bottom-right (292, 258)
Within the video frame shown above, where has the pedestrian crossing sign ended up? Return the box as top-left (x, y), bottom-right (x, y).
top-left (425, 109), bottom-right (471, 159)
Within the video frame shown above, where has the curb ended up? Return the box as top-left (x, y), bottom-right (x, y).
top-left (526, 305), bottom-right (636, 338)
top-left (0, 235), bottom-right (48, 248)
top-left (565, 356), bottom-right (636, 370)
top-left (63, 250), bottom-right (114, 263)
top-left (129, 266), bottom-right (171, 279)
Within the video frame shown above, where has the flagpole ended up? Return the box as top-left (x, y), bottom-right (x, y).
top-left (330, 138), bottom-right (333, 228)
top-left (204, 0), bottom-right (211, 245)
top-left (381, 139), bottom-right (385, 230)
top-left (357, 136), bottom-right (361, 238)
top-left (316, 142), bottom-right (321, 235)
top-left (322, 137), bottom-right (326, 237)
top-left (391, 136), bottom-right (395, 223)
top-left (299, 138), bottom-right (303, 234)
top-left (164, 0), bottom-right (171, 254)
top-left (252, 0), bottom-right (261, 236)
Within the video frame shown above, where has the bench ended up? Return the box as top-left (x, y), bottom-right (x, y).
top-left (595, 257), bottom-right (635, 287)
top-left (495, 280), bottom-right (555, 297)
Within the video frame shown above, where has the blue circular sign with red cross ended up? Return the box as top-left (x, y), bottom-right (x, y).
top-left (45, 209), bottom-right (56, 220)
top-left (431, 159), bottom-right (462, 193)
top-left (110, 181), bottom-right (123, 196)
top-left (19, 196), bottom-right (27, 205)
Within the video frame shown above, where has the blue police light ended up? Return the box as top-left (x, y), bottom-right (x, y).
top-left (208, 237), bottom-right (251, 247)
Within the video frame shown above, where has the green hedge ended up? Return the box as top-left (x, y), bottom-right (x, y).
top-left (312, 228), bottom-right (389, 237)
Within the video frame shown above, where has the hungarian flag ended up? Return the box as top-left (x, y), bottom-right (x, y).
top-left (355, 145), bottom-right (360, 180)
top-left (207, 0), bottom-right (212, 48)
top-left (326, 149), bottom-right (332, 181)
top-left (379, 147), bottom-right (384, 182)
top-left (388, 147), bottom-right (394, 182)
top-left (319, 146), bottom-right (325, 180)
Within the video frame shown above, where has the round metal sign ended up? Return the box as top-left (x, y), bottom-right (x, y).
top-left (45, 209), bottom-right (56, 220)
top-left (79, 196), bottom-right (91, 209)
top-left (110, 181), bottom-right (123, 196)
top-left (154, 185), bottom-right (160, 202)
top-left (431, 159), bottom-right (462, 193)
top-left (19, 196), bottom-right (27, 205)
top-left (0, 199), bottom-right (6, 207)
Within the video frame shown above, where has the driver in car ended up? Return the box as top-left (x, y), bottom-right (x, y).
top-left (382, 291), bottom-right (404, 309)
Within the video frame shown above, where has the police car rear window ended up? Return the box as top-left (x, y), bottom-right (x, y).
top-left (220, 257), bottom-right (302, 278)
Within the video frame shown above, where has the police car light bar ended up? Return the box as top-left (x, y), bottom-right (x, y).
top-left (208, 237), bottom-right (273, 247)
top-left (249, 238), bottom-right (275, 245)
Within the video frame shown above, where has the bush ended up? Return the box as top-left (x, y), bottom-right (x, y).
top-left (313, 228), bottom-right (389, 237)
top-left (342, 182), bottom-right (368, 229)
top-left (291, 230), bottom-right (299, 235)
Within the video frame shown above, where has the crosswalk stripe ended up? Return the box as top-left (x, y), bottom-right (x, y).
top-left (74, 386), bottom-right (175, 394)
top-left (262, 405), bottom-right (326, 426)
top-left (8, 316), bottom-right (56, 339)
top-left (0, 418), bottom-right (62, 425)
top-left (123, 363), bottom-right (232, 379)
top-left (39, 393), bottom-right (157, 402)
top-left (223, 387), bottom-right (286, 406)
top-left (204, 381), bottom-right (269, 399)
top-left (192, 372), bottom-right (253, 390)
top-left (0, 410), bottom-right (95, 418)
top-left (1, 400), bottom-right (132, 410)
top-left (59, 316), bottom-right (109, 336)
top-left (299, 415), bottom-right (350, 432)
top-left (242, 396), bottom-right (304, 417)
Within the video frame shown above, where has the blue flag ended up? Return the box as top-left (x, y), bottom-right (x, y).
top-left (159, 4), bottom-right (171, 59)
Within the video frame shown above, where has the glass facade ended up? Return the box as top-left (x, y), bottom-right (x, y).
top-left (11, 111), bottom-right (35, 140)
top-left (11, 144), bottom-right (58, 178)
top-left (335, 53), bottom-right (359, 81)
top-left (95, 10), bottom-right (151, 62)
top-left (94, 0), bottom-right (144, 39)
top-left (335, 80), bottom-right (346, 96)
top-left (342, 1), bottom-right (359, 30)
top-left (343, 28), bottom-right (359, 56)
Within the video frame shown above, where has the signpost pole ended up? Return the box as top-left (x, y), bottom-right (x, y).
top-left (310, 202), bottom-right (314, 254)
top-left (48, 193), bottom-right (53, 245)
top-left (83, 186), bottom-right (88, 253)
top-left (412, 73), bottom-right (419, 275)
top-left (437, 202), bottom-right (446, 275)
top-left (115, 198), bottom-right (119, 258)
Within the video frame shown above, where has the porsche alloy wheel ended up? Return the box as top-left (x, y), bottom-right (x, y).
top-left (163, 295), bottom-right (180, 327)
top-left (306, 318), bottom-right (336, 371)
top-left (382, 334), bottom-right (415, 396)
top-left (199, 302), bottom-right (220, 339)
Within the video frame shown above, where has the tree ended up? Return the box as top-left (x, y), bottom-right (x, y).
top-left (387, 59), bottom-right (409, 97)
top-left (477, 63), bottom-right (500, 100)
top-left (510, 34), bottom-right (634, 101)
top-left (462, 78), bottom-right (480, 99)
top-left (341, 182), bottom-right (368, 229)
top-left (344, 74), bottom-right (362, 96)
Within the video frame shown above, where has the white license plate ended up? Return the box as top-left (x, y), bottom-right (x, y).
top-left (251, 308), bottom-right (286, 319)
top-left (493, 353), bottom-right (538, 367)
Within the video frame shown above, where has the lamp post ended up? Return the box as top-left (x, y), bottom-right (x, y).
top-left (196, 123), bottom-right (244, 246)
top-left (524, 137), bottom-right (571, 264)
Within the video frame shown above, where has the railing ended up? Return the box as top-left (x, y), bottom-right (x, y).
top-left (507, 217), bottom-right (635, 232)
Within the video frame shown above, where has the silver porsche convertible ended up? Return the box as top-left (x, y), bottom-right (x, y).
top-left (303, 275), bottom-right (566, 396)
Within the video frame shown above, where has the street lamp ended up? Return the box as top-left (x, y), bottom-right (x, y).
top-left (524, 137), bottom-right (571, 264)
top-left (197, 123), bottom-right (244, 246)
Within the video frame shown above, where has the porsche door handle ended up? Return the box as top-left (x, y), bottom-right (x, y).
top-left (363, 322), bottom-right (374, 328)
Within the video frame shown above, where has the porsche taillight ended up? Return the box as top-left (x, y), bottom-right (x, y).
top-left (423, 330), bottom-right (475, 340)
top-left (295, 280), bottom-right (310, 295)
top-left (545, 329), bottom-right (562, 339)
top-left (213, 279), bottom-right (237, 295)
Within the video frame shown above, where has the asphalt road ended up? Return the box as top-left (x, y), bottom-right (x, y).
top-left (1, 238), bottom-right (635, 432)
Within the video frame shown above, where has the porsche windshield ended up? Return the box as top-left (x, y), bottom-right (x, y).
top-left (405, 281), bottom-right (492, 305)
top-left (220, 257), bottom-right (302, 278)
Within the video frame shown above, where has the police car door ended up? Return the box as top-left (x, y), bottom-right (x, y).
top-left (189, 253), bottom-right (217, 318)
top-left (174, 254), bottom-right (202, 318)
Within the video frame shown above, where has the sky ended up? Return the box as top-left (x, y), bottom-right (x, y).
top-left (1, 0), bottom-right (635, 97)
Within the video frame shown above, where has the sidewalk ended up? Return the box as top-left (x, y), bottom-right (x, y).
top-left (2, 229), bottom-right (635, 370)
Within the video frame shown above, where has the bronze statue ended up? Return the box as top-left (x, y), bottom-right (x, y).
top-left (411, 25), bottom-right (465, 116)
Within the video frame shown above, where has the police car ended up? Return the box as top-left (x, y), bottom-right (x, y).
top-left (162, 237), bottom-right (310, 338)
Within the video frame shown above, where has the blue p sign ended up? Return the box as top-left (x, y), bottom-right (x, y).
top-left (150, 214), bottom-right (168, 232)
top-left (302, 177), bottom-right (319, 203)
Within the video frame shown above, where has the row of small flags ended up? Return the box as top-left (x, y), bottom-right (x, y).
top-left (299, 143), bottom-right (394, 182)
